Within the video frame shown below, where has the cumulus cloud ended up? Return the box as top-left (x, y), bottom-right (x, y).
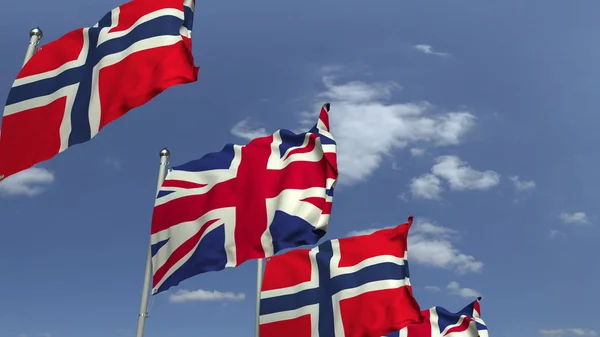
top-left (410, 173), bottom-right (443, 199)
top-left (560, 212), bottom-right (590, 225)
top-left (312, 76), bottom-right (474, 185)
top-left (414, 44), bottom-right (451, 57)
top-left (410, 156), bottom-right (500, 200)
top-left (0, 167), bottom-right (54, 197)
top-left (169, 289), bottom-right (246, 303)
top-left (230, 119), bottom-right (269, 141)
top-left (446, 281), bottom-right (481, 298)
top-left (409, 220), bottom-right (483, 273)
top-left (539, 328), bottom-right (598, 336)
top-left (431, 156), bottom-right (500, 191)
top-left (347, 219), bottom-right (483, 274)
top-left (509, 175), bottom-right (536, 192)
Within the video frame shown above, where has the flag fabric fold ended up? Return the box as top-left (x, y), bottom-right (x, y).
top-left (150, 104), bottom-right (337, 294)
top-left (0, 0), bottom-right (198, 181)
top-left (259, 217), bottom-right (423, 337)
top-left (385, 298), bottom-right (488, 337)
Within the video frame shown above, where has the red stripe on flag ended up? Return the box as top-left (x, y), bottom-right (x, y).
top-left (282, 134), bottom-right (317, 161)
top-left (260, 315), bottom-right (312, 337)
top-left (0, 98), bottom-right (65, 179)
top-left (98, 40), bottom-right (198, 130)
top-left (152, 218), bottom-right (220, 289)
top-left (339, 286), bottom-right (422, 337)
top-left (337, 223), bottom-right (410, 268)
top-left (444, 317), bottom-right (474, 335)
top-left (162, 179), bottom-right (207, 189)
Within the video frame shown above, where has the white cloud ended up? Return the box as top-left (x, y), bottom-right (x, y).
top-left (230, 119), bottom-right (268, 141)
top-left (414, 44), bottom-right (450, 57)
top-left (0, 167), bottom-right (54, 197)
top-left (410, 156), bottom-right (499, 200)
top-left (548, 230), bottom-right (567, 239)
top-left (509, 175), bottom-right (536, 192)
top-left (410, 173), bottom-right (443, 199)
top-left (39, 333), bottom-right (52, 337)
top-left (424, 285), bottom-right (441, 292)
top-left (319, 77), bottom-right (402, 103)
top-left (539, 328), bottom-right (598, 336)
top-left (308, 75), bottom-right (475, 185)
top-left (348, 219), bottom-right (483, 273)
top-left (18, 334), bottom-right (27, 337)
top-left (560, 212), bottom-right (589, 225)
top-left (446, 281), bottom-right (481, 298)
top-left (413, 221), bottom-right (457, 237)
top-left (409, 220), bottom-right (483, 273)
top-left (431, 156), bottom-right (500, 191)
top-left (168, 289), bottom-right (246, 303)
top-left (410, 148), bottom-right (426, 156)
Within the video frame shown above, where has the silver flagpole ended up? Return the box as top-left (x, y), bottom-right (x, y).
top-left (135, 148), bottom-right (170, 337)
top-left (255, 258), bottom-right (264, 337)
top-left (24, 27), bottom-right (43, 66)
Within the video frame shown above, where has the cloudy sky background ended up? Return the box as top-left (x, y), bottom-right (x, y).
top-left (1, 1), bottom-right (599, 337)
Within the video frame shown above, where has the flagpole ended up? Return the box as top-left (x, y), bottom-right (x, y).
top-left (24, 27), bottom-right (43, 66)
top-left (135, 148), bottom-right (170, 337)
top-left (255, 258), bottom-right (264, 337)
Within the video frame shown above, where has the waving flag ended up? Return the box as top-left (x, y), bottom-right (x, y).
top-left (385, 298), bottom-right (488, 337)
top-left (0, 0), bottom-right (198, 181)
top-left (259, 218), bottom-right (423, 337)
top-left (150, 104), bottom-right (337, 294)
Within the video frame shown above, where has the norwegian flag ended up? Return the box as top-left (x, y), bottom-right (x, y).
top-left (150, 104), bottom-right (338, 294)
top-left (0, 0), bottom-right (198, 181)
top-left (259, 218), bottom-right (423, 337)
top-left (385, 298), bottom-right (488, 337)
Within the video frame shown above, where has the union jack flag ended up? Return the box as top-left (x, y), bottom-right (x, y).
top-left (385, 298), bottom-right (488, 337)
top-left (150, 104), bottom-right (338, 294)
top-left (259, 218), bottom-right (423, 337)
top-left (0, 0), bottom-right (198, 181)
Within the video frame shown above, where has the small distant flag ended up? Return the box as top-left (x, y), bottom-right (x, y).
top-left (385, 298), bottom-right (488, 337)
top-left (150, 104), bottom-right (337, 294)
top-left (259, 217), bottom-right (423, 337)
top-left (0, 0), bottom-right (198, 180)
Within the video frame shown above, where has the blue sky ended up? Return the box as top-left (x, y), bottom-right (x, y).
top-left (1, 0), bottom-right (599, 337)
